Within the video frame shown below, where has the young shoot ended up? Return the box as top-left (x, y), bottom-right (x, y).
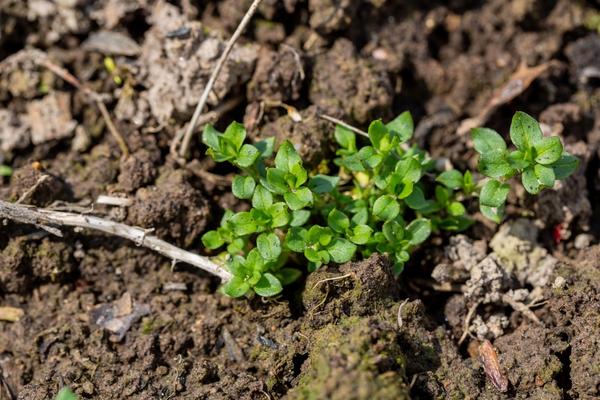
top-left (202, 111), bottom-right (578, 297)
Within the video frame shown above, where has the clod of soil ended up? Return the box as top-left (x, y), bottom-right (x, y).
top-left (310, 39), bottom-right (394, 124)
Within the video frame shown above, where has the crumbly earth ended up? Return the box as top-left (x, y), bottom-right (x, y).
top-left (1, 0), bottom-right (600, 399)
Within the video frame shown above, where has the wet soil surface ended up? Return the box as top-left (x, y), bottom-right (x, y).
top-left (1, 0), bottom-right (600, 399)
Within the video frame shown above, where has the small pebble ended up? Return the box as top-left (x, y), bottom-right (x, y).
top-left (574, 233), bottom-right (592, 249)
top-left (553, 276), bottom-right (567, 289)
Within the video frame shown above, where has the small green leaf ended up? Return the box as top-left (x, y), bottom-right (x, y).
top-left (551, 154), bottom-right (579, 179)
top-left (275, 141), bottom-right (302, 173)
top-left (0, 165), bottom-right (12, 177)
top-left (507, 150), bottom-right (530, 170)
top-left (436, 170), bottom-right (463, 190)
top-left (368, 120), bottom-right (392, 152)
top-left (478, 152), bottom-right (515, 179)
top-left (252, 185), bottom-right (273, 209)
top-left (236, 144), bottom-right (260, 167)
top-left (232, 176), bottom-right (256, 199)
top-left (223, 122), bottom-right (246, 151)
top-left (256, 232), bottom-right (281, 261)
top-left (463, 170), bottom-right (475, 193)
top-left (290, 209), bottom-right (311, 226)
top-left (222, 276), bottom-right (251, 298)
top-left (288, 163), bottom-right (308, 188)
top-left (202, 230), bottom-right (224, 249)
top-left (480, 204), bottom-right (505, 223)
top-left (327, 238), bottom-right (357, 263)
top-left (327, 209), bottom-right (350, 233)
top-left (382, 220), bottom-right (404, 242)
top-left (357, 146), bottom-right (383, 168)
top-left (510, 111), bottom-right (542, 151)
top-left (284, 187), bottom-right (313, 210)
top-left (373, 195), bottom-right (400, 221)
top-left (447, 201), bottom-right (466, 216)
top-left (386, 111), bottom-right (413, 143)
top-left (534, 164), bottom-right (555, 187)
top-left (308, 174), bottom-right (340, 193)
top-left (308, 225), bottom-right (333, 246)
top-left (202, 124), bottom-right (220, 150)
top-left (334, 125), bottom-right (356, 151)
top-left (472, 127), bottom-right (506, 155)
top-left (534, 136), bottom-right (563, 165)
top-left (480, 179), bottom-right (510, 208)
top-left (348, 224), bottom-right (373, 244)
top-left (339, 153), bottom-right (365, 172)
top-left (265, 168), bottom-right (289, 194)
top-left (255, 137), bottom-right (275, 158)
top-left (268, 202), bottom-right (290, 228)
top-left (277, 268), bottom-right (302, 285)
top-left (435, 185), bottom-right (450, 206)
top-left (406, 218), bottom-right (431, 245)
top-left (395, 158), bottom-right (421, 183)
top-left (522, 167), bottom-right (541, 194)
top-left (285, 227), bottom-right (307, 252)
top-left (405, 186), bottom-right (429, 210)
top-left (56, 387), bottom-right (79, 400)
top-left (254, 273), bottom-right (283, 297)
top-left (230, 212), bottom-right (257, 236)
top-left (227, 238), bottom-right (245, 254)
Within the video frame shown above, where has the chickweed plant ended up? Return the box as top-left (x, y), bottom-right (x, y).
top-left (201, 111), bottom-right (578, 297)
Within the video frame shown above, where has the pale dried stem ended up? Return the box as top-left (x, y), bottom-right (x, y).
top-left (178, 0), bottom-right (263, 158)
top-left (318, 114), bottom-right (369, 138)
top-left (0, 200), bottom-right (231, 281)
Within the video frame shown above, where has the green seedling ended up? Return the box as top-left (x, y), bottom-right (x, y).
top-left (56, 387), bottom-right (78, 400)
top-left (0, 165), bottom-right (12, 177)
top-left (202, 111), bottom-right (577, 297)
top-left (473, 111), bottom-right (578, 222)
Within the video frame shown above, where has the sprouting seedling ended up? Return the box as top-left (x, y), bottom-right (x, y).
top-left (473, 111), bottom-right (578, 222)
top-left (56, 387), bottom-right (78, 400)
top-left (0, 165), bottom-right (12, 177)
top-left (201, 111), bottom-right (578, 297)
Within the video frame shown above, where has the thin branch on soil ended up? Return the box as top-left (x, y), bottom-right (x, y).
top-left (459, 300), bottom-right (481, 345)
top-left (311, 273), bottom-right (353, 290)
top-left (0, 199), bottom-right (232, 281)
top-left (318, 114), bottom-right (369, 138)
top-left (40, 59), bottom-right (129, 158)
top-left (16, 174), bottom-right (50, 204)
top-left (178, 0), bottom-right (263, 158)
top-left (96, 195), bottom-right (133, 207)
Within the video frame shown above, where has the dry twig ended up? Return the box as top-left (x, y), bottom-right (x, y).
top-left (0, 199), bottom-right (231, 281)
top-left (177, 0), bottom-right (263, 158)
top-left (318, 114), bottom-right (369, 138)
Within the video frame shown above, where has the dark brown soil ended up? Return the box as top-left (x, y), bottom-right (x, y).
top-left (2, 0), bottom-right (600, 399)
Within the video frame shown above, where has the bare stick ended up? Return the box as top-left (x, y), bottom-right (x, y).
top-left (40, 59), bottom-right (130, 158)
top-left (0, 199), bottom-right (231, 281)
top-left (96, 195), bottom-right (133, 207)
top-left (459, 300), bottom-right (481, 345)
top-left (318, 114), bottom-right (369, 138)
top-left (178, 0), bottom-right (263, 158)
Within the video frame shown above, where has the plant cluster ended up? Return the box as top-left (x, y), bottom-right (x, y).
top-left (201, 112), bottom-right (578, 297)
